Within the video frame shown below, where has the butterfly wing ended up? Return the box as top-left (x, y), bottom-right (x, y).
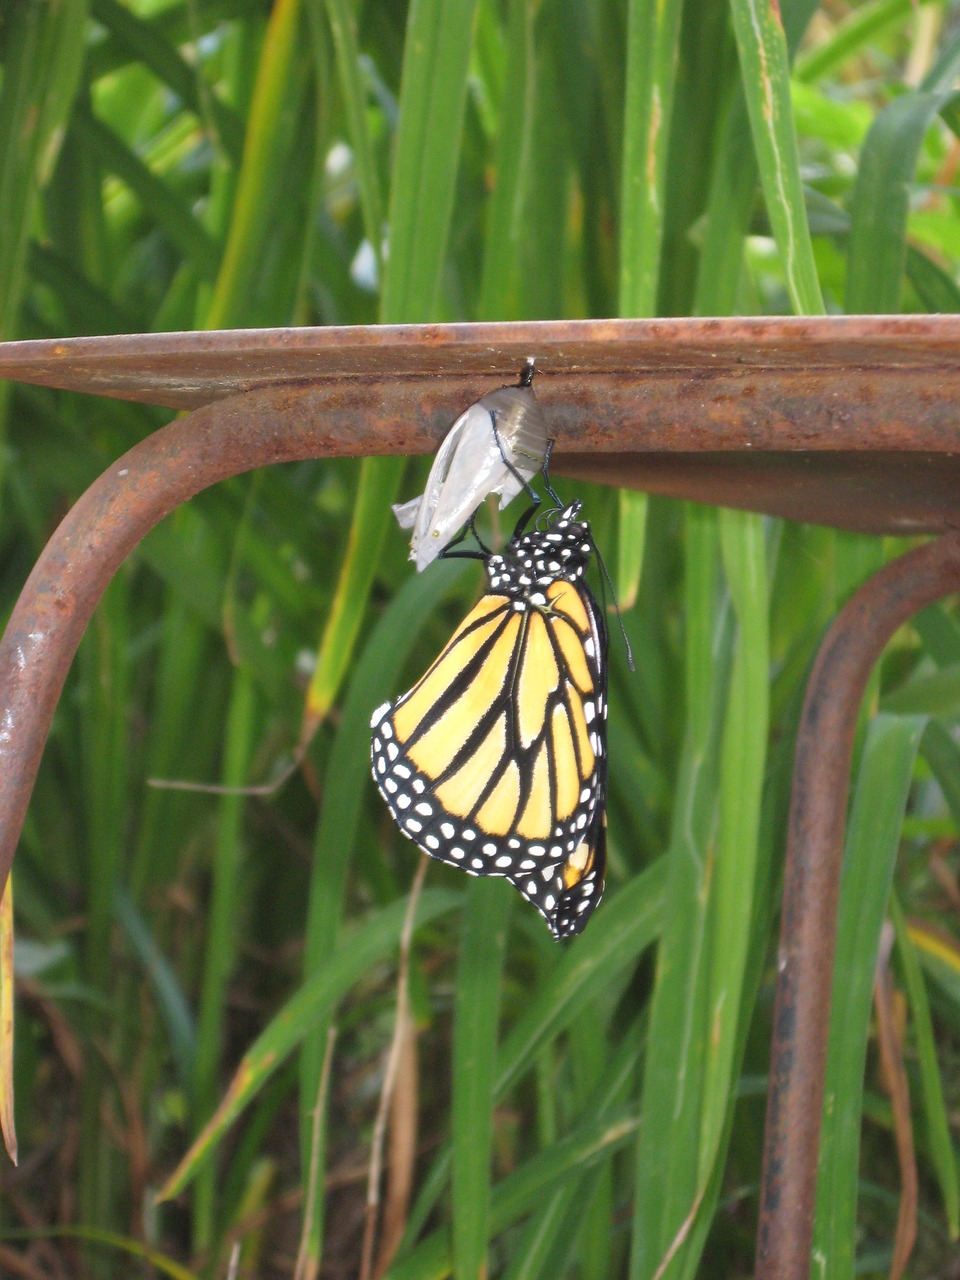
top-left (371, 576), bottom-right (608, 939)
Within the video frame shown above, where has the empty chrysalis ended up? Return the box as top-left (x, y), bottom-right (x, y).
top-left (393, 359), bottom-right (548, 571)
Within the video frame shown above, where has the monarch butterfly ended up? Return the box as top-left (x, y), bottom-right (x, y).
top-left (371, 464), bottom-right (609, 940)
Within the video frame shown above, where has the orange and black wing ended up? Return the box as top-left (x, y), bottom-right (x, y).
top-left (371, 578), bottom-right (607, 938)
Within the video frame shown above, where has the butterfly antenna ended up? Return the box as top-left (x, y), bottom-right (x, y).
top-left (594, 537), bottom-right (635, 672)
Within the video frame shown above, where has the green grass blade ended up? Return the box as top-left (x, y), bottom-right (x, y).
top-left (204, 0), bottom-right (308, 329)
top-left (322, 0), bottom-right (385, 274)
top-left (0, 0), bottom-right (89, 339)
top-left (86, 0), bottom-right (254, 81)
top-left (616, 490), bottom-right (647, 611)
top-left (693, 81), bottom-right (757, 315)
top-left (391, 1032), bottom-right (642, 1280)
top-left (615, 0), bottom-right (683, 609)
top-left (129, 587), bottom-right (216, 898)
top-left (881, 662), bottom-right (960, 718)
top-left (906, 244), bottom-right (960, 312)
top-left (618, 0), bottom-right (683, 315)
top-left (514, 1), bottom-right (582, 319)
top-left (301, 560), bottom-right (471, 987)
top-left (502, 1018), bottom-right (643, 1280)
top-left (921, 721), bottom-right (960, 830)
top-left (0, 1227), bottom-right (199, 1280)
top-left (813, 712), bottom-right (927, 1269)
top-left (74, 574), bottom-right (133, 1239)
top-left (700, 509), bottom-right (768, 1176)
top-left (400, 859), bottom-right (667, 1251)
top-left (191, 666), bottom-right (259, 1251)
top-left (501, 1184), bottom-right (580, 1280)
top-left (728, 0), bottom-right (824, 315)
top-left (920, 29), bottom-right (960, 94)
top-left (298, 561), bottom-right (470, 1258)
top-left (305, 456), bottom-right (406, 724)
top-left (389, 1111), bottom-right (640, 1280)
top-left (73, 108), bottom-right (221, 277)
top-left (911, 921), bottom-right (960, 1013)
top-left (381, 0), bottom-right (481, 322)
top-left (90, 0), bottom-right (245, 164)
top-left (477, 0), bottom-right (537, 320)
top-left (114, 887), bottom-right (196, 1087)
top-left (890, 890), bottom-right (960, 1239)
top-left (794, 0), bottom-right (939, 84)
top-left (845, 89), bottom-right (959, 313)
top-left (451, 880), bottom-right (512, 1279)
top-left (160, 887), bottom-right (461, 1200)
top-left (496, 859), bottom-right (665, 1095)
top-left (630, 508), bottom-right (726, 1280)
top-left (27, 241), bottom-right (136, 334)
top-left (694, 0), bottom-right (820, 315)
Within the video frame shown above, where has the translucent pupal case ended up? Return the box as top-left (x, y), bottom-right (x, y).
top-left (393, 371), bottom-right (549, 571)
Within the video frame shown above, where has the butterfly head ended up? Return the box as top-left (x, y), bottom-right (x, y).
top-left (487, 502), bottom-right (594, 595)
top-left (532, 501), bottom-right (593, 575)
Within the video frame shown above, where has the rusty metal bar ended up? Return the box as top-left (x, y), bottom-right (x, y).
top-left (0, 378), bottom-right (436, 902)
top-left (6, 318), bottom-right (960, 535)
top-left (559, 450), bottom-right (960, 536)
top-left (756, 532), bottom-right (960, 1280)
top-left (4, 317), bottom-right (960, 413)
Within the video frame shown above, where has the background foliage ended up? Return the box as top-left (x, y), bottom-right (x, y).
top-left (2, 0), bottom-right (960, 1276)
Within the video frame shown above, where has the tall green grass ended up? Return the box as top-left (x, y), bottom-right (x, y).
top-left (2, 1), bottom-right (960, 1277)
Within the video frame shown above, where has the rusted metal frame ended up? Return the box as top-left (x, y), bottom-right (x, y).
top-left (0, 379), bottom-right (421, 901)
top-left (755, 532), bottom-right (960, 1280)
top-left (7, 319), bottom-right (960, 536)
top-left (3, 340), bottom-right (960, 1275)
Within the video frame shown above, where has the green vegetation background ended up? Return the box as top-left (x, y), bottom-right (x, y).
top-left (2, 0), bottom-right (960, 1276)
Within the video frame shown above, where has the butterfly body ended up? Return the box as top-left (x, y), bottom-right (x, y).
top-left (371, 501), bottom-right (608, 939)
